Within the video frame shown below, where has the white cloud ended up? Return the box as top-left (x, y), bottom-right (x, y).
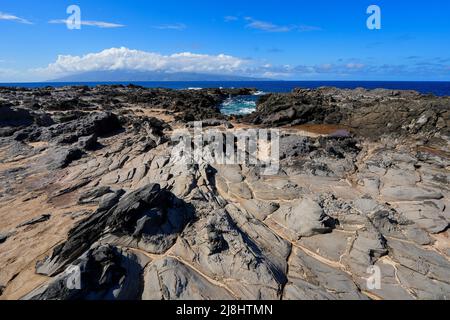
top-left (48, 19), bottom-right (124, 28)
top-left (0, 68), bottom-right (23, 82)
top-left (244, 17), bottom-right (321, 33)
top-left (224, 16), bottom-right (238, 22)
top-left (298, 25), bottom-right (322, 32)
top-left (244, 17), bottom-right (292, 32)
top-left (153, 23), bottom-right (187, 31)
top-left (15, 47), bottom-right (450, 82)
top-left (35, 47), bottom-right (249, 77)
top-left (320, 64), bottom-right (333, 71)
top-left (30, 48), bottom-right (376, 81)
top-left (346, 63), bottom-right (365, 70)
top-left (0, 12), bottom-right (32, 24)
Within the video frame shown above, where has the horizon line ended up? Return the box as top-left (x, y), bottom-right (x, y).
top-left (2, 79), bottom-right (450, 84)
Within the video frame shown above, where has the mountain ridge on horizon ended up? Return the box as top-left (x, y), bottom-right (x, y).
top-left (49, 70), bottom-right (270, 82)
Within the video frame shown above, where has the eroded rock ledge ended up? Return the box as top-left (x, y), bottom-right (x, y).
top-left (0, 85), bottom-right (448, 300)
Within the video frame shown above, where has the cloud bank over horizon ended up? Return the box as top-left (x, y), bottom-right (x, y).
top-left (34, 47), bottom-right (250, 79)
top-left (1, 2), bottom-right (450, 82)
top-left (0, 47), bottom-right (448, 82)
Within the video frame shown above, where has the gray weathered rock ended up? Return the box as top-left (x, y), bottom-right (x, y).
top-left (389, 239), bottom-right (450, 285)
top-left (0, 232), bottom-right (12, 244)
top-left (381, 186), bottom-right (443, 201)
top-left (172, 208), bottom-right (287, 300)
top-left (142, 257), bottom-right (234, 300)
top-left (0, 85), bottom-right (448, 300)
top-left (285, 248), bottom-right (368, 300)
top-left (271, 198), bottom-right (334, 239)
top-left (36, 184), bottom-right (191, 276)
top-left (395, 264), bottom-right (450, 300)
top-left (17, 214), bottom-right (51, 228)
top-left (240, 199), bottom-right (280, 221)
top-left (24, 245), bottom-right (149, 300)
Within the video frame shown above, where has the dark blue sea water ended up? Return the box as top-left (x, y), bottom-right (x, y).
top-left (2, 81), bottom-right (450, 115)
top-left (2, 81), bottom-right (450, 95)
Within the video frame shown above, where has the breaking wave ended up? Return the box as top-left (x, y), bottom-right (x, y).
top-left (220, 95), bottom-right (258, 115)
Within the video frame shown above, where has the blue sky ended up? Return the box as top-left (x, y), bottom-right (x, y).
top-left (0, 0), bottom-right (449, 81)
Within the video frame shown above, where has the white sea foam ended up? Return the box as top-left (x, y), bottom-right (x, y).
top-left (237, 107), bottom-right (256, 114)
top-left (220, 96), bottom-right (256, 115)
top-left (253, 90), bottom-right (267, 96)
top-left (221, 98), bottom-right (235, 106)
top-left (241, 101), bottom-right (257, 107)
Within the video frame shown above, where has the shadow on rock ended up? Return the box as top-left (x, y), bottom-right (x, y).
top-left (36, 184), bottom-right (195, 277)
top-left (24, 244), bottom-right (146, 300)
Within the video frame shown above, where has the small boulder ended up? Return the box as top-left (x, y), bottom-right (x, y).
top-left (17, 214), bottom-right (51, 228)
top-left (271, 198), bottom-right (334, 239)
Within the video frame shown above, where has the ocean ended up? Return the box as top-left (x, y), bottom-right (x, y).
top-left (2, 81), bottom-right (450, 115)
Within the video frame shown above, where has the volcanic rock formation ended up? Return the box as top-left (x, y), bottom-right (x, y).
top-left (0, 85), bottom-right (448, 300)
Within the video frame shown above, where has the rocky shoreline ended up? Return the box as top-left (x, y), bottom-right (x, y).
top-left (0, 85), bottom-right (448, 300)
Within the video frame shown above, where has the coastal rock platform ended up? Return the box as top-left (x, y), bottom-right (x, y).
top-left (0, 85), bottom-right (448, 300)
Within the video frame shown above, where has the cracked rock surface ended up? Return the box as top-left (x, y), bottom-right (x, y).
top-left (0, 85), bottom-right (448, 300)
